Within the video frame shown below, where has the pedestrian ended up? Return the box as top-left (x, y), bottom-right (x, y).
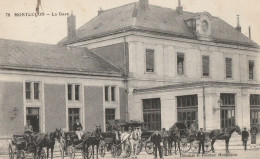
top-left (242, 127), bottom-right (249, 150)
top-left (250, 125), bottom-right (258, 148)
top-left (161, 128), bottom-right (169, 156)
top-left (196, 128), bottom-right (205, 156)
top-left (190, 120), bottom-right (199, 137)
top-left (151, 129), bottom-right (163, 159)
top-left (73, 118), bottom-right (83, 140)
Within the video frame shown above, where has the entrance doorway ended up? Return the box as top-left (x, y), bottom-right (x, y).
top-left (68, 108), bottom-right (80, 131)
top-left (26, 108), bottom-right (40, 132)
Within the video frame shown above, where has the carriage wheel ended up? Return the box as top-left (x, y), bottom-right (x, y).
top-left (125, 144), bottom-right (132, 158)
top-left (40, 148), bottom-right (47, 159)
top-left (111, 145), bottom-right (116, 158)
top-left (8, 144), bottom-right (14, 159)
top-left (99, 144), bottom-right (106, 157)
top-left (145, 142), bottom-right (153, 154)
top-left (204, 140), bottom-right (212, 153)
top-left (179, 141), bottom-right (191, 153)
top-left (67, 146), bottom-right (75, 159)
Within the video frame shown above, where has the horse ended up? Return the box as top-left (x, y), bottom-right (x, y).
top-left (37, 129), bottom-right (61, 159)
top-left (129, 128), bottom-right (142, 158)
top-left (168, 126), bottom-right (182, 156)
top-left (209, 125), bottom-right (241, 153)
top-left (82, 125), bottom-right (102, 159)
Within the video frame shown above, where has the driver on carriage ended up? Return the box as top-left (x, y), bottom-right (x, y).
top-left (73, 119), bottom-right (84, 140)
top-left (24, 120), bottom-right (34, 147)
top-left (190, 120), bottom-right (199, 137)
top-left (112, 120), bottom-right (121, 143)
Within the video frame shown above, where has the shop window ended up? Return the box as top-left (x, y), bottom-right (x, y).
top-left (250, 94), bottom-right (260, 129)
top-left (143, 98), bottom-right (161, 131)
top-left (220, 93), bottom-right (235, 128)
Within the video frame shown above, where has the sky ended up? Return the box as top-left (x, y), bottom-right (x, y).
top-left (0, 0), bottom-right (259, 44)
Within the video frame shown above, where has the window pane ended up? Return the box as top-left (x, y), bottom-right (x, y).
top-left (249, 60), bottom-right (254, 79)
top-left (105, 109), bottom-right (115, 124)
top-left (111, 86), bottom-right (116, 101)
top-left (202, 56), bottom-right (209, 76)
top-left (26, 82), bottom-right (31, 100)
top-left (34, 83), bottom-right (39, 100)
top-left (68, 84), bottom-right (72, 100)
top-left (75, 85), bottom-right (80, 101)
top-left (177, 53), bottom-right (184, 75)
top-left (105, 86), bottom-right (109, 101)
top-left (226, 58), bottom-right (232, 78)
top-left (146, 49), bottom-right (154, 72)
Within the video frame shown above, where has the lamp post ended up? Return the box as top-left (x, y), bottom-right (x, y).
top-left (213, 99), bottom-right (223, 112)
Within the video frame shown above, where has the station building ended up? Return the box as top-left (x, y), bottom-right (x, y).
top-left (0, 0), bottom-right (260, 146)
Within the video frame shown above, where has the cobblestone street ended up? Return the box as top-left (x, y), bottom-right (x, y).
top-left (1, 148), bottom-right (260, 159)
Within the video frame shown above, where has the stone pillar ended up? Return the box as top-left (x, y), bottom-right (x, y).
top-left (204, 92), bottom-right (218, 130)
top-left (237, 90), bottom-right (250, 129)
top-left (161, 96), bottom-right (176, 130)
top-left (198, 92), bottom-right (204, 129)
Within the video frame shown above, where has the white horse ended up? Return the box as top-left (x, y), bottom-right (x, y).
top-left (121, 128), bottom-right (142, 158)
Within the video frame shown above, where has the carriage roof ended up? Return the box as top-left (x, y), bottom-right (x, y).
top-left (172, 122), bottom-right (188, 130)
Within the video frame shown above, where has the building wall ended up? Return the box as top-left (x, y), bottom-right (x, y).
top-left (0, 82), bottom-right (24, 136)
top-left (84, 86), bottom-right (104, 131)
top-left (44, 84), bottom-right (66, 132)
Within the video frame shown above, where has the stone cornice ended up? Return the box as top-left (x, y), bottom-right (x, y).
top-left (133, 81), bottom-right (260, 94)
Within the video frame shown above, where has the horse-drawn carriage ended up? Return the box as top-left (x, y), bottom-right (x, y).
top-left (8, 134), bottom-right (46, 159)
top-left (99, 120), bottom-right (154, 158)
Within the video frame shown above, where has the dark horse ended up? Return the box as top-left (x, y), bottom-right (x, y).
top-left (82, 125), bottom-right (102, 159)
top-left (209, 125), bottom-right (241, 153)
top-left (36, 129), bottom-right (61, 159)
top-left (167, 127), bottom-right (182, 156)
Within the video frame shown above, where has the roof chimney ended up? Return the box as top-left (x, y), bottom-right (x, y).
top-left (139, 0), bottom-right (149, 10)
top-left (67, 12), bottom-right (76, 41)
top-left (249, 26), bottom-right (251, 39)
top-left (98, 7), bottom-right (104, 15)
top-left (235, 15), bottom-right (241, 32)
top-left (176, 0), bottom-right (183, 15)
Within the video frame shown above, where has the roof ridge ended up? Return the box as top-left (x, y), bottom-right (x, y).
top-left (101, 2), bottom-right (136, 14)
top-left (0, 38), bottom-right (57, 46)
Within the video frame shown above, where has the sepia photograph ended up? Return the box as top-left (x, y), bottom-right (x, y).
top-left (0, 0), bottom-right (260, 159)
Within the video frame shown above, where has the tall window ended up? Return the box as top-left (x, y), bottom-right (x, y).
top-left (143, 98), bottom-right (161, 131)
top-left (177, 53), bottom-right (184, 75)
top-left (202, 55), bottom-right (209, 76)
top-left (25, 82), bottom-right (40, 100)
top-left (249, 60), bottom-right (254, 80)
top-left (146, 49), bottom-right (155, 72)
top-left (104, 86), bottom-right (117, 102)
top-left (225, 58), bottom-right (232, 78)
top-left (68, 108), bottom-right (80, 131)
top-left (220, 93), bottom-right (235, 128)
top-left (67, 84), bottom-right (80, 101)
top-left (177, 95), bottom-right (198, 128)
top-left (250, 94), bottom-right (260, 129)
top-left (105, 109), bottom-right (115, 124)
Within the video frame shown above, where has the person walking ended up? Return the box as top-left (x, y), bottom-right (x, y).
top-left (151, 129), bottom-right (163, 159)
top-left (250, 125), bottom-right (258, 148)
top-left (196, 128), bottom-right (205, 156)
top-left (161, 128), bottom-right (169, 156)
top-left (242, 128), bottom-right (249, 150)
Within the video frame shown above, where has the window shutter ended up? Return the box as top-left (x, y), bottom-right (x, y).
top-left (146, 49), bottom-right (154, 72)
top-left (226, 58), bottom-right (232, 78)
top-left (202, 56), bottom-right (209, 76)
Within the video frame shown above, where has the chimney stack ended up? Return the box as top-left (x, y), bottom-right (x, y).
top-left (249, 26), bottom-right (251, 39)
top-left (235, 15), bottom-right (241, 32)
top-left (67, 12), bottom-right (76, 41)
top-left (98, 7), bottom-right (104, 15)
top-left (176, 0), bottom-right (183, 15)
top-left (139, 0), bottom-right (149, 10)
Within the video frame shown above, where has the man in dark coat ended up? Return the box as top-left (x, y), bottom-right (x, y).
top-left (250, 125), bottom-right (258, 148)
top-left (242, 127), bottom-right (249, 150)
top-left (196, 128), bottom-right (205, 156)
top-left (151, 130), bottom-right (162, 159)
top-left (73, 119), bottom-right (83, 140)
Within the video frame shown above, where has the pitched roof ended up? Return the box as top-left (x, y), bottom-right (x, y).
top-left (0, 38), bottom-right (123, 77)
top-left (59, 2), bottom-right (258, 47)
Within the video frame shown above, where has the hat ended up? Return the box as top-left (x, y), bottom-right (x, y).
top-left (162, 128), bottom-right (166, 131)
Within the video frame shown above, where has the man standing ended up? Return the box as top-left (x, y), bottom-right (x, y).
top-left (151, 130), bottom-right (163, 159)
top-left (73, 119), bottom-right (83, 140)
top-left (190, 120), bottom-right (198, 136)
top-left (24, 120), bottom-right (34, 147)
top-left (250, 125), bottom-right (258, 148)
top-left (242, 128), bottom-right (249, 150)
top-left (196, 128), bottom-right (205, 156)
top-left (161, 128), bottom-right (169, 156)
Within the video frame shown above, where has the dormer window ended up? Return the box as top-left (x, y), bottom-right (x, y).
top-left (185, 19), bottom-right (196, 31)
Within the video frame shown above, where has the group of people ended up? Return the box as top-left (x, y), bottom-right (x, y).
top-left (241, 125), bottom-right (259, 150)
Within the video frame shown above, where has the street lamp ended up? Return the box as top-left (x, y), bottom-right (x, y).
top-left (13, 107), bottom-right (19, 116)
top-left (213, 99), bottom-right (223, 112)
